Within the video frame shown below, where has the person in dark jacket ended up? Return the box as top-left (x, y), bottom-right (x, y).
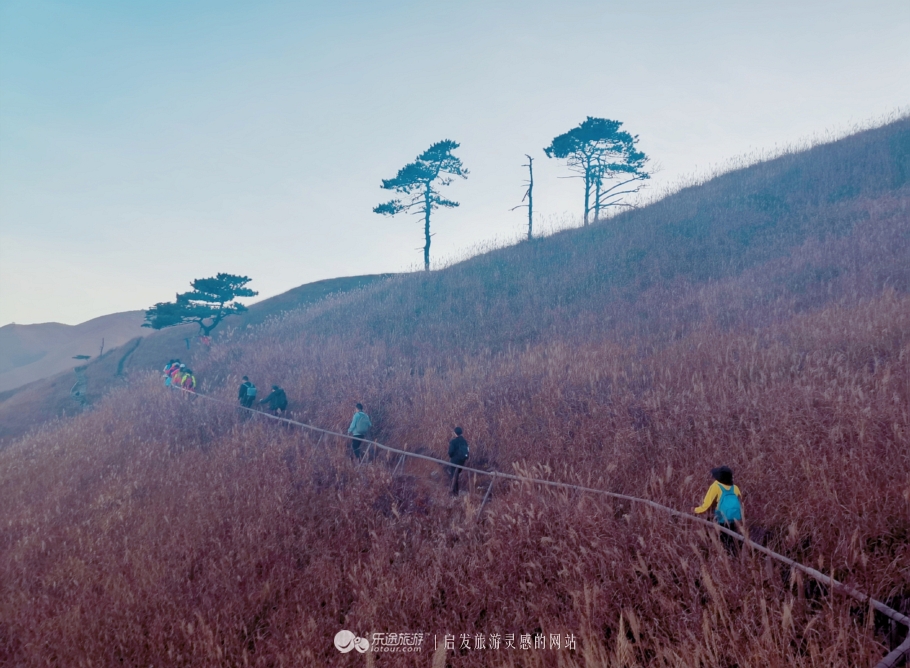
top-left (259, 385), bottom-right (288, 415)
top-left (448, 427), bottom-right (469, 495)
top-left (238, 376), bottom-right (256, 408)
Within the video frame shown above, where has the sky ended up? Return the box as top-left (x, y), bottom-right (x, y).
top-left (1, 0), bottom-right (908, 326)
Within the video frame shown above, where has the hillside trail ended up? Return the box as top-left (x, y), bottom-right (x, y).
top-left (115, 337), bottom-right (144, 376)
top-left (172, 385), bottom-right (910, 667)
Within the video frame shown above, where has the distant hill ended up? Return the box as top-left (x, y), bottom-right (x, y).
top-left (0, 274), bottom-right (390, 443)
top-left (0, 311), bottom-right (150, 393)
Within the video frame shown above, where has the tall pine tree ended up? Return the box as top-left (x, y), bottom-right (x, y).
top-left (374, 140), bottom-right (468, 270)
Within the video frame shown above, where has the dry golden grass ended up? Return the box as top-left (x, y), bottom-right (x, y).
top-left (1, 290), bottom-right (906, 666)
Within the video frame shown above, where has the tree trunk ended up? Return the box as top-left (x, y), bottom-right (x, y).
top-left (583, 157), bottom-right (592, 226)
top-left (423, 184), bottom-right (432, 271)
top-left (594, 177), bottom-right (601, 223)
top-left (201, 304), bottom-right (225, 336)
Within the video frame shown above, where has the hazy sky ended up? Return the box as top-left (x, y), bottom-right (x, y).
top-left (1, 0), bottom-right (908, 326)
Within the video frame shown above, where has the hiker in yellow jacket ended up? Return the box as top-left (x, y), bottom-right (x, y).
top-left (693, 465), bottom-right (743, 554)
top-left (180, 369), bottom-right (197, 393)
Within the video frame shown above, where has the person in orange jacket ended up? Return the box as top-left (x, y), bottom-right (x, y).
top-left (163, 359), bottom-right (180, 387)
top-left (168, 363), bottom-right (185, 388)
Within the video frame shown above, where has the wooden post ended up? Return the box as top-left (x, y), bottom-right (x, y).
top-left (357, 442), bottom-right (373, 468)
top-left (476, 476), bottom-right (495, 521)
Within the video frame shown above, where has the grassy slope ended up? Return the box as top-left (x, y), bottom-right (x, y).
top-left (0, 120), bottom-right (908, 667)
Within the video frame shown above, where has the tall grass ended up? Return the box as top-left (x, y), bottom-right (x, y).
top-left (1, 119), bottom-right (909, 666)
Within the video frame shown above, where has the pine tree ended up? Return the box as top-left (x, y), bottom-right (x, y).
top-left (374, 140), bottom-right (468, 270)
top-left (143, 273), bottom-right (257, 335)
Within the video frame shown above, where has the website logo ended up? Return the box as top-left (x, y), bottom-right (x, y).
top-left (334, 630), bottom-right (370, 653)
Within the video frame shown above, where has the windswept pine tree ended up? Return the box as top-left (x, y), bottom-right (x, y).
top-left (143, 273), bottom-right (257, 336)
top-left (374, 140), bottom-right (468, 270)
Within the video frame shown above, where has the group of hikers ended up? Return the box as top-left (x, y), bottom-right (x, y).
top-left (162, 360), bottom-right (196, 391)
top-left (238, 376), bottom-right (288, 414)
top-left (347, 403), bottom-right (470, 495)
top-left (164, 362), bottom-right (745, 549)
top-left (234, 383), bottom-right (472, 497)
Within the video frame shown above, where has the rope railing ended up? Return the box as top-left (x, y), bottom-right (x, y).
top-left (177, 387), bottom-right (909, 667)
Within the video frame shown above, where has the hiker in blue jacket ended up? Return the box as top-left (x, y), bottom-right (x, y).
top-left (694, 465), bottom-right (744, 554)
top-left (347, 403), bottom-right (372, 460)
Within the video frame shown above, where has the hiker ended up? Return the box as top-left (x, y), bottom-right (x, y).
top-left (259, 385), bottom-right (288, 415)
top-left (693, 465), bottom-right (743, 554)
top-left (180, 368), bottom-right (197, 392)
top-left (347, 403), bottom-right (372, 460)
top-left (448, 426), bottom-right (470, 495)
top-left (163, 359), bottom-right (180, 387)
top-left (168, 363), bottom-right (185, 388)
top-left (238, 376), bottom-right (257, 408)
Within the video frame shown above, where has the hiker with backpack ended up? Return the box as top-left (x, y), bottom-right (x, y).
top-left (163, 359), bottom-right (180, 387)
top-left (238, 376), bottom-right (257, 408)
top-left (448, 426), bottom-right (470, 495)
top-left (259, 385), bottom-right (288, 415)
top-left (169, 363), bottom-right (185, 388)
top-left (347, 403), bottom-right (372, 460)
top-left (693, 465), bottom-right (743, 554)
top-left (180, 368), bottom-right (196, 392)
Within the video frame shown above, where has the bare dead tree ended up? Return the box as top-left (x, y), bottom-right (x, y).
top-left (510, 155), bottom-right (535, 240)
